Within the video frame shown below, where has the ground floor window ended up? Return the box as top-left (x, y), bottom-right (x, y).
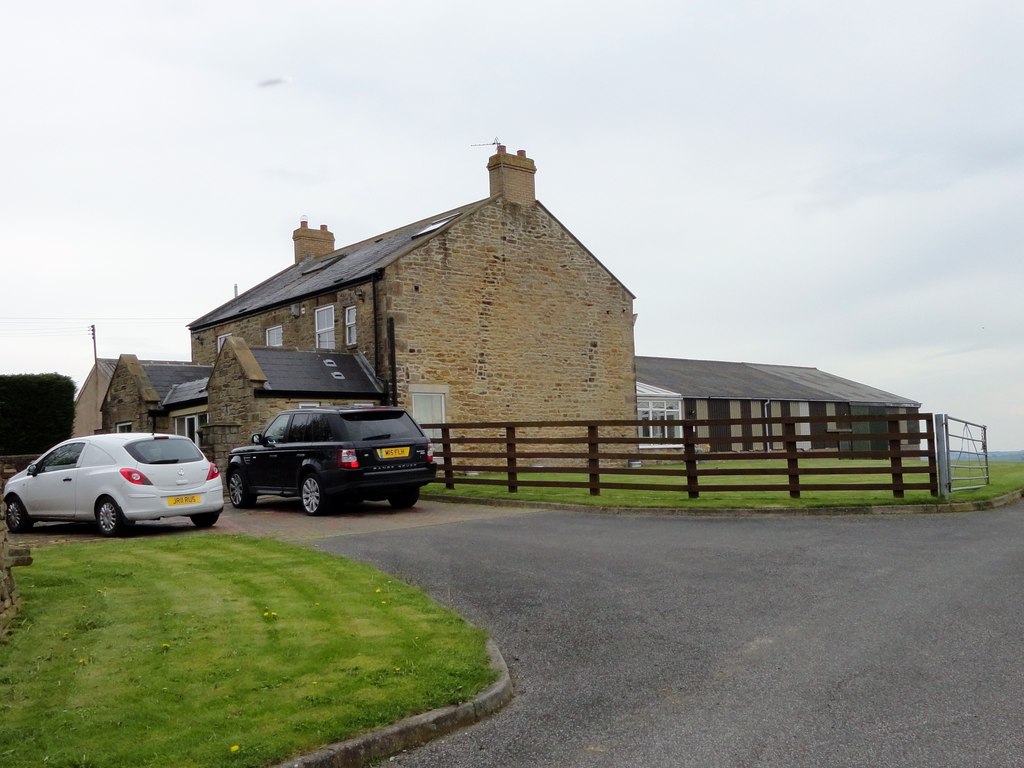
top-left (638, 398), bottom-right (683, 440)
top-left (174, 412), bottom-right (208, 446)
top-left (115, 421), bottom-right (133, 433)
top-left (410, 390), bottom-right (446, 440)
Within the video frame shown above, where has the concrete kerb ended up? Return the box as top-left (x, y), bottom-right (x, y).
top-left (273, 639), bottom-right (513, 768)
top-left (421, 488), bottom-right (1024, 517)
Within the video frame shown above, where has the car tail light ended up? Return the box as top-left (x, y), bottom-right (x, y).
top-left (206, 463), bottom-right (220, 481)
top-left (119, 468), bottom-right (153, 485)
top-left (338, 448), bottom-right (359, 469)
top-left (426, 442), bottom-right (435, 463)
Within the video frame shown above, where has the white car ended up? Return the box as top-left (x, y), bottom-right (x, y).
top-left (3, 433), bottom-right (224, 537)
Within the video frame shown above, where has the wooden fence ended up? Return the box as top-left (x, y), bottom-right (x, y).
top-left (422, 413), bottom-right (938, 499)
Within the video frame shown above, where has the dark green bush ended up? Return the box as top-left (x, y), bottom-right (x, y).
top-left (0, 373), bottom-right (76, 454)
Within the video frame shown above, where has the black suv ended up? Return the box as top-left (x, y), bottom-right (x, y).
top-left (227, 407), bottom-right (436, 515)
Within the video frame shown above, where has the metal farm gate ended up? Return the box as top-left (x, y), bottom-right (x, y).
top-left (934, 414), bottom-right (989, 498)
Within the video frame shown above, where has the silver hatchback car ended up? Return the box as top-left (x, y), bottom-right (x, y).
top-left (3, 433), bottom-right (224, 537)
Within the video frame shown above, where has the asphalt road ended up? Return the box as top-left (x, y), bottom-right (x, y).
top-left (311, 502), bottom-right (1024, 768)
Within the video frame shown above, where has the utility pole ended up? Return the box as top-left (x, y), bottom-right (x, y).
top-left (90, 324), bottom-right (99, 432)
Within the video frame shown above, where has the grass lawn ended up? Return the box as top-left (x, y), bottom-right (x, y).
top-left (0, 535), bottom-right (496, 768)
top-left (426, 460), bottom-right (1024, 510)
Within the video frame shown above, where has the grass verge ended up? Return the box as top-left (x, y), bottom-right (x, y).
top-left (0, 535), bottom-right (496, 768)
top-left (426, 460), bottom-right (1024, 510)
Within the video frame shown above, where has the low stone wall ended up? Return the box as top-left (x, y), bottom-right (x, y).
top-left (1, 520), bottom-right (32, 639)
top-left (2, 455), bottom-right (37, 638)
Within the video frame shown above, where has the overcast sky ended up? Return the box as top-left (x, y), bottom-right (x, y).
top-left (3, 1), bottom-right (1022, 449)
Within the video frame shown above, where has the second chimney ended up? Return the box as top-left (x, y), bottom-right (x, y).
top-left (487, 146), bottom-right (537, 206)
top-left (292, 219), bottom-right (336, 263)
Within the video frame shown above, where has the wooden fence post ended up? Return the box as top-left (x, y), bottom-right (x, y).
top-left (441, 426), bottom-right (455, 489)
top-left (506, 425), bottom-right (518, 493)
top-left (683, 422), bottom-right (699, 499)
top-left (784, 420), bottom-right (801, 498)
top-left (889, 418), bottom-right (905, 499)
top-left (587, 425), bottom-right (600, 496)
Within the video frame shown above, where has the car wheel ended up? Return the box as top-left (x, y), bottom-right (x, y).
top-left (301, 474), bottom-right (325, 516)
top-left (96, 497), bottom-right (129, 537)
top-left (4, 495), bottom-right (34, 532)
top-left (228, 471), bottom-right (256, 508)
top-left (387, 489), bottom-right (420, 509)
top-left (190, 511), bottom-right (220, 528)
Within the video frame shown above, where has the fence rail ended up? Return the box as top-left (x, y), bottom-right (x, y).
top-left (423, 413), bottom-right (939, 499)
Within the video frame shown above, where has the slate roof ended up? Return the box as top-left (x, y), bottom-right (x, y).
top-left (249, 348), bottom-right (384, 397)
top-left (139, 361), bottom-right (213, 402)
top-left (162, 378), bottom-right (209, 408)
top-left (635, 357), bottom-right (919, 407)
top-left (189, 200), bottom-right (490, 330)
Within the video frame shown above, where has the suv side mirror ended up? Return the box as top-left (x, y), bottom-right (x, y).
top-left (251, 434), bottom-right (264, 445)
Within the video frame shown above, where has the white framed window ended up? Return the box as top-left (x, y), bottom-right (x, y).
top-left (344, 305), bottom-right (357, 346)
top-left (174, 412), bottom-right (208, 446)
top-left (315, 305), bottom-right (335, 349)
top-left (638, 398), bottom-right (683, 440)
top-left (410, 389), bottom-right (447, 440)
top-left (217, 333), bottom-right (232, 352)
top-left (298, 402), bottom-right (321, 409)
top-left (115, 421), bottom-right (133, 433)
top-left (266, 325), bottom-right (283, 346)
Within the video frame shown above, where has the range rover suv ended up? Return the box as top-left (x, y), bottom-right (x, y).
top-left (226, 407), bottom-right (436, 515)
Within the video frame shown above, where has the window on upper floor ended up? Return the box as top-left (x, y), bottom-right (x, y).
top-left (344, 305), bottom-right (357, 346)
top-left (315, 305), bottom-right (335, 349)
top-left (217, 333), bottom-right (232, 352)
top-left (115, 421), bottom-right (133, 433)
top-left (266, 325), bottom-right (283, 347)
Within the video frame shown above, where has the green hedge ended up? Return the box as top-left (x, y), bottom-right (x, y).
top-left (0, 373), bottom-right (76, 455)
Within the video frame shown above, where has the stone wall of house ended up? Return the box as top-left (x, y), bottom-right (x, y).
top-left (101, 355), bottom-right (169, 433)
top-left (191, 286), bottom-right (374, 367)
top-left (380, 198), bottom-right (638, 427)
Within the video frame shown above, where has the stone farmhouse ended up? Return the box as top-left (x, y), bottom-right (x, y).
top-left (99, 147), bottom-right (639, 468)
top-left (89, 147), bottom-right (922, 470)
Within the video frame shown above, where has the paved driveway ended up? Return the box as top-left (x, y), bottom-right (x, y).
top-left (313, 501), bottom-right (1024, 768)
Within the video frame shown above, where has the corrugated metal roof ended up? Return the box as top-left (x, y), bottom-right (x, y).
top-left (250, 348), bottom-right (384, 397)
top-left (635, 357), bottom-right (919, 407)
top-left (189, 200), bottom-right (490, 330)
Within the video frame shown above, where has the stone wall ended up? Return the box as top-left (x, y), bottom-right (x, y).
top-left (382, 198), bottom-right (638, 426)
top-left (191, 286), bottom-right (373, 367)
top-left (102, 355), bottom-right (163, 432)
top-left (1, 509), bottom-right (32, 640)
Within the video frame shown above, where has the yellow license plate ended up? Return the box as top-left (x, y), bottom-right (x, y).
top-left (168, 495), bottom-right (201, 507)
top-left (377, 446), bottom-right (410, 459)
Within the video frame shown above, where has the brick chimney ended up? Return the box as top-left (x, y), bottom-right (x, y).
top-left (292, 219), bottom-right (335, 263)
top-left (487, 146), bottom-right (536, 205)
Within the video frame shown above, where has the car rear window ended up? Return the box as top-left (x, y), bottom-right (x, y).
top-left (125, 437), bottom-right (204, 464)
top-left (338, 411), bottom-right (425, 441)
